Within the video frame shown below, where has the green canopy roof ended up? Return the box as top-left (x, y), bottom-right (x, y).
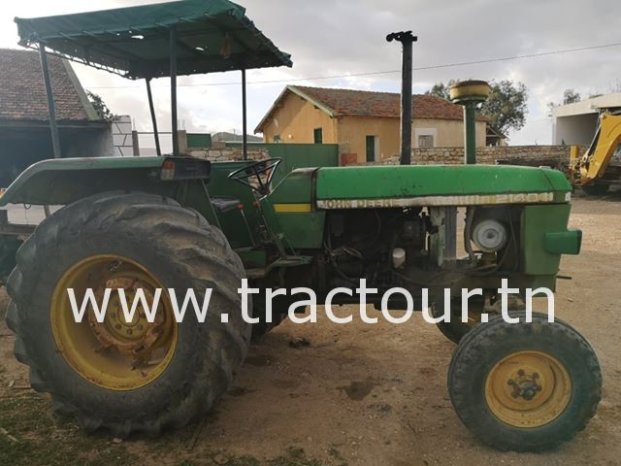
top-left (15, 0), bottom-right (292, 79)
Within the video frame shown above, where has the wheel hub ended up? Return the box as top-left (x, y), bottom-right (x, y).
top-left (87, 279), bottom-right (166, 358)
top-left (507, 369), bottom-right (542, 401)
top-left (485, 351), bottom-right (572, 428)
top-left (51, 255), bottom-right (178, 391)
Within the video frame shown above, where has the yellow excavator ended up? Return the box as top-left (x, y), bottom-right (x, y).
top-left (570, 112), bottom-right (621, 195)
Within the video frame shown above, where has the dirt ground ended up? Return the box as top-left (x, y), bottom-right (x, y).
top-left (0, 195), bottom-right (620, 466)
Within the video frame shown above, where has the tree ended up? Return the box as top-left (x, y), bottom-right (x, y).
top-left (548, 89), bottom-right (586, 117)
top-left (425, 81), bottom-right (454, 100)
top-left (87, 91), bottom-right (114, 121)
top-left (426, 80), bottom-right (528, 135)
top-left (563, 89), bottom-right (581, 104)
top-left (480, 80), bottom-right (528, 135)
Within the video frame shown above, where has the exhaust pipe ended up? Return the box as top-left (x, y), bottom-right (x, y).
top-left (387, 31), bottom-right (417, 165)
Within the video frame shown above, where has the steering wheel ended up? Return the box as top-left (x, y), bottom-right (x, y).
top-left (228, 158), bottom-right (282, 195)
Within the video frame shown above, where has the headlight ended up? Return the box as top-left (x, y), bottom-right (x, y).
top-left (472, 219), bottom-right (508, 252)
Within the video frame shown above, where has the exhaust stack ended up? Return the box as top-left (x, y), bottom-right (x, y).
top-left (387, 31), bottom-right (417, 165)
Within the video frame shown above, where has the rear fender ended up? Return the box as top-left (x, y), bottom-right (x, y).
top-left (0, 156), bottom-right (211, 207)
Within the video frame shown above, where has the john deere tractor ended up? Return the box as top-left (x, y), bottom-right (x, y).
top-left (0, 0), bottom-right (600, 452)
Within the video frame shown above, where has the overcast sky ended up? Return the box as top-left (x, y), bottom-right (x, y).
top-left (2, 0), bottom-right (620, 145)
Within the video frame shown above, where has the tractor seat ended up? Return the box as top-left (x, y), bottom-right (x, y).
top-left (211, 197), bottom-right (242, 213)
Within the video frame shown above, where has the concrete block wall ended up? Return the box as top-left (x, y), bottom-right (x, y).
top-left (112, 116), bottom-right (133, 156)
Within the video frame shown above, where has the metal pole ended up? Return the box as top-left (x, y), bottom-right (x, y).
top-left (464, 103), bottom-right (477, 164)
top-left (169, 27), bottom-right (179, 156)
top-left (241, 69), bottom-right (248, 160)
top-left (146, 78), bottom-right (162, 156)
top-left (38, 44), bottom-right (61, 159)
top-left (400, 39), bottom-right (413, 165)
top-left (386, 31), bottom-right (417, 165)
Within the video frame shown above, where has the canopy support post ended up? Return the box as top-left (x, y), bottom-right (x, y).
top-left (169, 26), bottom-right (179, 156)
top-left (38, 43), bottom-right (61, 159)
top-left (146, 78), bottom-right (161, 156)
top-left (241, 69), bottom-right (248, 160)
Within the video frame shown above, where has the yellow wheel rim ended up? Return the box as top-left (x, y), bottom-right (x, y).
top-left (51, 255), bottom-right (178, 391)
top-left (485, 351), bottom-right (572, 428)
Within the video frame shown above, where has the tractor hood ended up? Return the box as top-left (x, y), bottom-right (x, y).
top-left (315, 165), bottom-right (571, 209)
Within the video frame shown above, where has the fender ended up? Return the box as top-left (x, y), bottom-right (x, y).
top-left (0, 156), bottom-right (211, 207)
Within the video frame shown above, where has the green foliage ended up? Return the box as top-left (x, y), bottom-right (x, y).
top-left (425, 80), bottom-right (455, 100)
top-left (548, 88), bottom-right (585, 117)
top-left (563, 89), bottom-right (581, 104)
top-left (87, 91), bottom-right (114, 121)
top-left (480, 80), bottom-right (528, 135)
top-left (426, 80), bottom-right (528, 135)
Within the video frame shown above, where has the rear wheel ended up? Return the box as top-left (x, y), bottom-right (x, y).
top-left (448, 312), bottom-right (601, 451)
top-left (433, 297), bottom-right (487, 344)
top-left (6, 192), bottom-right (250, 436)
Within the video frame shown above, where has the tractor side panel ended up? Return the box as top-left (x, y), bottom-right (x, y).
top-left (267, 168), bottom-right (325, 250)
top-left (521, 204), bottom-right (572, 277)
top-left (208, 161), bottom-right (264, 249)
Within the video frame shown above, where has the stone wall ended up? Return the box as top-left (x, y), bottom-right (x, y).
top-left (374, 145), bottom-right (572, 169)
top-left (187, 142), bottom-right (574, 171)
top-left (188, 142), bottom-right (269, 162)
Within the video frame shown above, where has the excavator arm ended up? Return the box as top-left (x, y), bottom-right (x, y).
top-left (572, 113), bottom-right (621, 188)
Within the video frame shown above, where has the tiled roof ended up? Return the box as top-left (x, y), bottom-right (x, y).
top-left (293, 85), bottom-right (474, 120)
top-left (0, 48), bottom-right (95, 122)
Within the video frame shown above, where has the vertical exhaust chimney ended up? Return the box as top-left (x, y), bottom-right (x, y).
top-left (387, 31), bottom-right (417, 165)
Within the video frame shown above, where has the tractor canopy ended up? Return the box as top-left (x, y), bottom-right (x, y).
top-left (15, 0), bottom-right (292, 79)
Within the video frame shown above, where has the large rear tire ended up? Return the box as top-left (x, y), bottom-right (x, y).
top-left (6, 192), bottom-right (250, 437)
top-left (448, 312), bottom-right (601, 451)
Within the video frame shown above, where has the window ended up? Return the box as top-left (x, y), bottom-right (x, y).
top-left (414, 128), bottom-right (437, 148)
top-left (313, 128), bottom-right (323, 144)
top-left (273, 135), bottom-right (282, 143)
top-left (418, 135), bottom-right (434, 148)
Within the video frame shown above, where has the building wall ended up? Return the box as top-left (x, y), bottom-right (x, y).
top-left (260, 92), bottom-right (338, 144)
top-left (337, 116), bottom-right (399, 163)
top-left (260, 94), bottom-right (486, 164)
top-left (338, 117), bottom-right (487, 163)
top-left (63, 126), bottom-right (113, 157)
top-left (414, 119), bottom-right (486, 149)
top-left (111, 116), bottom-right (133, 156)
top-left (554, 114), bottom-right (599, 145)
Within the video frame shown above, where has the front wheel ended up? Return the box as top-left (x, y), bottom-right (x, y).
top-left (6, 192), bottom-right (251, 436)
top-left (448, 312), bottom-right (601, 451)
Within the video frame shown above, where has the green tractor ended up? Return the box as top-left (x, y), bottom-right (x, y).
top-left (0, 0), bottom-right (600, 452)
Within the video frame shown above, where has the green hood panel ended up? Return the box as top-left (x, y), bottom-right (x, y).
top-left (315, 165), bottom-right (571, 207)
